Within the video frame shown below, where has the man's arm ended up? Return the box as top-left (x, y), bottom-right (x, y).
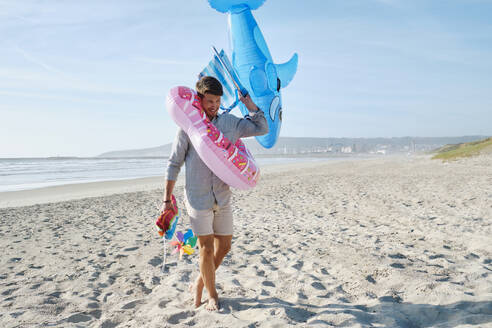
top-left (236, 94), bottom-right (269, 138)
top-left (162, 180), bottom-right (176, 211)
top-left (162, 128), bottom-right (188, 211)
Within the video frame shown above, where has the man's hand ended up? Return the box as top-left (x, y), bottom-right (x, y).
top-left (160, 200), bottom-right (173, 213)
top-left (239, 93), bottom-right (259, 112)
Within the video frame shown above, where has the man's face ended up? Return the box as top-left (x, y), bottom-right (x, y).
top-left (200, 93), bottom-right (221, 119)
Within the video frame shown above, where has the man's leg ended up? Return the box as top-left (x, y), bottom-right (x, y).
top-left (193, 203), bottom-right (233, 310)
top-left (213, 235), bottom-right (232, 269)
top-left (186, 205), bottom-right (214, 308)
top-left (197, 234), bottom-right (218, 311)
top-left (212, 202), bottom-right (233, 268)
top-left (194, 235), bottom-right (232, 309)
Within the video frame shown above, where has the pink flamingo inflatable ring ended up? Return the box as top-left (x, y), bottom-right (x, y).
top-left (166, 86), bottom-right (260, 190)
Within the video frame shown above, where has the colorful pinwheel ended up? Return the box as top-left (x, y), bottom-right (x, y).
top-left (171, 229), bottom-right (198, 259)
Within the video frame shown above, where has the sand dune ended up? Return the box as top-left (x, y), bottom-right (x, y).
top-left (1, 155), bottom-right (491, 327)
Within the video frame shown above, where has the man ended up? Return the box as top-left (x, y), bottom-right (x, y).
top-left (162, 76), bottom-right (268, 311)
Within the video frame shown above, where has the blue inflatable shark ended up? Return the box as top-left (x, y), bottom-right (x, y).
top-left (205, 0), bottom-right (298, 149)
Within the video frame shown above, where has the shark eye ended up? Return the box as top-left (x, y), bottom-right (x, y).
top-left (277, 78), bottom-right (281, 92)
top-left (269, 96), bottom-right (280, 121)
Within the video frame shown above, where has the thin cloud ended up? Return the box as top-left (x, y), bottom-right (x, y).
top-left (0, 90), bottom-right (122, 106)
top-left (14, 46), bottom-right (65, 75)
top-left (0, 12), bottom-right (36, 24)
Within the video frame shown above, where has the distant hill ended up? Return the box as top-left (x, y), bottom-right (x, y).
top-left (241, 136), bottom-right (490, 155)
top-left (98, 136), bottom-right (490, 157)
top-left (432, 137), bottom-right (492, 161)
top-left (98, 144), bottom-right (173, 158)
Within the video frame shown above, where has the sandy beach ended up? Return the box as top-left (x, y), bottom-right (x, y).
top-left (1, 155), bottom-right (491, 327)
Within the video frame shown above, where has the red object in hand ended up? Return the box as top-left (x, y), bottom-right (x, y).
top-left (156, 195), bottom-right (178, 236)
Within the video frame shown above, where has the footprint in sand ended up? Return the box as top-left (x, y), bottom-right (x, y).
top-left (89, 310), bottom-right (102, 319)
top-left (311, 282), bottom-right (326, 290)
top-left (167, 311), bottom-right (195, 325)
top-left (427, 263), bottom-right (444, 269)
top-left (121, 300), bottom-right (142, 309)
top-left (28, 264), bottom-right (44, 269)
top-left (101, 320), bottom-right (119, 328)
top-left (260, 256), bottom-right (271, 265)
top-left (30, 283), bottom-right (42, 290)
top-left (66, 313), bottom-right (92, 323)
top-left (48, 291), bottom-right (62, 298)
top-left (390, 263), bottom-right (405, 269)
top-left (436, 276), bottom-right (450, 282)
top-left (246, 249), bottom-right (264, 255)
top-left (103, 292), bottom-right (113, 303)
top-left (88, 290), bottom-right (101, 302)
top-left (297, 291), bottom-right (308, 299)
top-left (379, 294), bottom-right (403, 303)
top-left (2, 288), bottom-right (19, 296)
top-left (338, 296), bottom-right (351, 303)
top-left (292, 260), bottom-right (304, 270)
top-left (465, 253), bottom-right (480, 260)
top-left (9, 311), bottom-right (24, 318)
top-left (366, 275), bottom-right (376, 284)
top-left (158, 299), bottom-right (170, 308)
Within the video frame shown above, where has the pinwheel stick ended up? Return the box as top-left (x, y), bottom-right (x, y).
top-left (161, 236), bottom-right (167, 273)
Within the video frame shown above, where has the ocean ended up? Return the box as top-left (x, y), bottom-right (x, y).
top-left (0, 156), bottom-right (345, 192)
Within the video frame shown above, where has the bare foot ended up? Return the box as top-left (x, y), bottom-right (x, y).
top-left (189, 276), bottom-right (204, 308)
top-left (205, 296), bottom-right (219, 311)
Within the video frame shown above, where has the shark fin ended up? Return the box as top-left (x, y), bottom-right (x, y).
top-left (275, 53), bottom-right (298, 89)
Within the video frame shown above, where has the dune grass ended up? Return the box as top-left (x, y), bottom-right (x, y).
top-left (432, 137), bottom-right (492, 161)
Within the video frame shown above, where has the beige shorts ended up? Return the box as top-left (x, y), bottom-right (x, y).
top-left (186, 202), bottom-right (233, 236)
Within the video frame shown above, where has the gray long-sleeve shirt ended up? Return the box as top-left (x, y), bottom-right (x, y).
top-left (166, 110), bottom-right (268, 210)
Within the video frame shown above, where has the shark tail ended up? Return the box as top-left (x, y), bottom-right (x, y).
top-left (207, 0), bottom-right (266, 13)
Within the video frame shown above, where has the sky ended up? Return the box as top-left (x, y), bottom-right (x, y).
top-left (1, 0), bottom-right (491, 157)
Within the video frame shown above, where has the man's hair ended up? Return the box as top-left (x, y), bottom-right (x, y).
top-left (196, 76), bottom-right (223, 97)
